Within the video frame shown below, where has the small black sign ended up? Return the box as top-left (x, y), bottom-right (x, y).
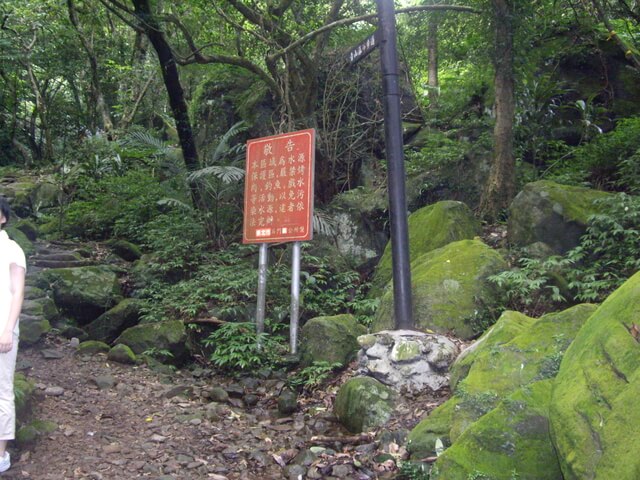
top-left (347, 30), bottom-right (380, 65)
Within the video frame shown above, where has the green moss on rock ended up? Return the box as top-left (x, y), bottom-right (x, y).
top-left (334, 377), bottom-right (395, 433)
top-left (115, 320), bottom-right (189, 365)
top-left (76, 340), bottom-right (111, 356)
top-left (372, 239), bottom-right (506, 339)
top-left (371, 201), bottom-right (480, 296)
top-left (432, 380), bottom-right (561, 480)
top-left (407, 398), bottom-right (458, 459)
top-left (108, 343), bottom-right (137, 364)
top-left (5, 226), bottom-right (35, 256)
top-left (85, 298), bottom-right (144, 343)
top-left (300, 314), bottom-right (366, 367)
top-left (508, 180), bottom-right (612, 254)
top-left (407, 304), bottom-right (596, 460)
top-left (550, 271), bottom-right (640, 480)
top-left (35, 266), bottom-right (122, 324)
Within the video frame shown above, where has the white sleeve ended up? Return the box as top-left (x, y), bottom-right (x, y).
top-left (10, 241), bottom-right (26, 271)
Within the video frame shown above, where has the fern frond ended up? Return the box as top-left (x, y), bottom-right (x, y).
top-left (210, 121), bottom-right (248, 164)
top-left (188, 165), bottom-right (245, 184)
top-left (313, 210), bottom-right (337, 236)
top-left (157, 197), bottom-right (193, 211)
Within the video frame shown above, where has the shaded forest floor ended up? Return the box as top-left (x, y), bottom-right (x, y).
top-left (8, 334), bottom-right (448, 479)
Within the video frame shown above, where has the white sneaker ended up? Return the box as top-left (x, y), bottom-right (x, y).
top-left (0, 451), bottom-right (10, 473)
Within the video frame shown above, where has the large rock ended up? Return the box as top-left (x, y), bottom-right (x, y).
top-left (357, 330), bottom-right (458, 393)
top-left (320, 188), bottom-right (388, 269)
top-left (334, 377), bottom-right (395, 433)
top-left (431, 380), bottom-right (562, 480)
top-left (407, 304), bottom-right (597, 458)
top-left (370, 201), bottom-right (479, 296)
top-left (84, 298), bottom-right (144, 344)
top-left (299, 314), bottom-right (366, 367)
top-left (550, 271), bottom-right (640, 480)
top-left (508, 180), bottom-right (611, 254)
top-left (372, 239), bottom-right (506, 339)
top-left (19, 315), bottom-right (51, 345)
top-left (35, 266), bottom-right (122, 324)
top-left (115, 320), bottom-right (189, 365)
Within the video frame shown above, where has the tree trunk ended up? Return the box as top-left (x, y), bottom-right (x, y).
top-left (479, 0), bottom-right (516, 220)
top-left (427, 14), bottom-right (439, 108)
top-left (23, 61), bottom-right (54, 162)
top-left (131, 0), bottom-right (203, 208)
top-left (67, 0), bottom-right (113, 132)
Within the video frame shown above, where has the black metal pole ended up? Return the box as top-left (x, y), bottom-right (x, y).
top-left (376, 0), bottom-right (413, 330)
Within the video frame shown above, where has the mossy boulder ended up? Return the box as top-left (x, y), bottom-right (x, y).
top-left (107, 343), bottom-right (137, 364)
top-left (431, 380), bottom-right (561, 480)
top-left (318, 189), bottom-right (388, 269)
top-left (19, 315), bottom-right (51, 345)
top-left (28, 180), bottom-right (59, 212)
top-left (15, 372), bottom-right (36, 418)
top-left (76, 340), bottom-right (111, 356)
top-left (334, 377), bottom-right (395, 433)
top-left (35, 266), bottom-right (122, 324)
top-left (84, 298), bottom-right (144, 344)
top-left (106, 239), bottom-right (143, 262)
top-left (2, 179), bottom-right (37, 216)
top-left (407, 304), bottom-right (596, 457)
top-left (115, 320), bottom-right (189, 365)
top-left (372, 239), bottom-right (506, 339)
top-left (299, 314), bottom-right (367, 367)
top-left (508, 180), bottom-right (612, 254)
top-left (370, 201), bottom-right (480, 296)
top-left (21, 297), bottom-right (59, 324)
top-left (550, 271), bottom-right (640, 480)
top-left (5, 226), bottom-right (35, 257)
top-left (13, 219), bottom-right (38, 241)
top-left (407, 398), bottom-right (457, 459)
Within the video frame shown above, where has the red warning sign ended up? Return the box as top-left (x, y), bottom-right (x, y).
top-left (243, 129), bottom-right (315, 244)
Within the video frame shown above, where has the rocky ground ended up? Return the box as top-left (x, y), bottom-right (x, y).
top-left (7, 335), bottom-right (449, 480)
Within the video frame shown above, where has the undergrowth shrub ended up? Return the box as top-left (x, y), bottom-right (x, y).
top-left (546, 117), bottom-right (640, 189)
top-left (62, 170), bottom-right (175, 241)
top-left (202, 321), bottom-right (287, 372)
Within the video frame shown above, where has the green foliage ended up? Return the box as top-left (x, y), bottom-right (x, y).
top-left (286, 361), bottom-right (342, 392)
top-left (491, 193), bottom-right (640, 313)
top-left (565, 193), bottom-right (640, 301)
top-left (203, 322), bottom-right (286, 372)
top-left (142, 347), bottom-right (174, 362)
top-left (61, 169), bottom-right (177, 241)
top-left (547, 117), bottom-right (640, 189)
top-left (488, 255), bottom-right (572, 316)
top-left (398, 461), bottom-right (431, 480)
top-left (140, 212), bottom-right (207, 277)
top-left (299, 251), bottom-right (374, 324)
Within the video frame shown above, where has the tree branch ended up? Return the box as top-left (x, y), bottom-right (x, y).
top-left (271, 4), bottom-right (478, 61)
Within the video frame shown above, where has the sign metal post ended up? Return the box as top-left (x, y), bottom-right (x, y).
top-left (243, 129), bottom-right (315, 353)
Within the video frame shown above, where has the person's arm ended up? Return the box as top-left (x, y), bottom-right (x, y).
top-left (0, 263), bottom-right (26, 353)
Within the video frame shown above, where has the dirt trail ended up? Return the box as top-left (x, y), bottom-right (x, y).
top-left (5, 241), bottom-right (446, 479)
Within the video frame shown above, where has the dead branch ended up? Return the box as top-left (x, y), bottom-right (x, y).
top-left (309, 433), bottom-right (375, 445)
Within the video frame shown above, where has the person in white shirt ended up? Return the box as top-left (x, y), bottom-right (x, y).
top-left (0, 197), bottom-right (26, 473)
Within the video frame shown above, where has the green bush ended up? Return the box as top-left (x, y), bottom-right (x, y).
top-left (62, 170), bottom-right (174, 241)
top-left (202, 321), bottom-right (286, 372)
top-left (547, 117), bottom-right (640, 189)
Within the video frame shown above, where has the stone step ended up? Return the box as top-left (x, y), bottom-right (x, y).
top-left (32, 252), bottom-right (84, 262)
top-left (30, 259), bottom-right (94, 269)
